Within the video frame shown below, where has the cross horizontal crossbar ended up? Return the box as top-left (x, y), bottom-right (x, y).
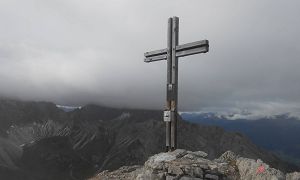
top-left (144, 40), bottom-right (209, 63)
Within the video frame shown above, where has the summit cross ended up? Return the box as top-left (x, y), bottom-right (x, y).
top-left (144, 17), bottom-right (209, 151)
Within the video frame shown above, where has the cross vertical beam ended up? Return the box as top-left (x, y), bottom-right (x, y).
top-left (166, 17), bottom-right (172, 150)
top-left (144, 16), bottom-right (209, 152)
top-left (170, 17), bottom-right (179, 150)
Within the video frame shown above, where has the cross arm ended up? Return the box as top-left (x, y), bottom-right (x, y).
top-left (144, 48), bottom-right (167, 63)
top-left (144, 40), bottom-right (209, 63)
top-left (176, 40), bottom-right (209, 58)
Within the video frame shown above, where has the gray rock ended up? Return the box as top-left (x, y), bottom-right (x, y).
top-left (236, 157), bottom-right (285, 180)
top-left (190, 151), bottom-right (208, 158)
top-left (180, 176), bottom-right (203, 180)
top-left (170, 149), bottom-right (188, 158)
top-left (145, 152), bottom-right (176, 170)
top-left (286, 172), bottom-right (300, 180)
top-left (136, 171), bottom-right (165, 180)
top-left (184, 153), bottom-right (197, 160)
top-left (166, 175), bottom-right (177, 180)
top-left (205, 174), bottom-right (219, 180)
top-left (182, 165), bottom-right (203, 177)
top-left (217, 151), bottom-right (238, 163)
top-left (168, 165), bottom-right (184, 175)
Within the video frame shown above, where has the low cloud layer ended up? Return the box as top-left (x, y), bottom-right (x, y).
top-left (0, 0), bottom-right (300, 116)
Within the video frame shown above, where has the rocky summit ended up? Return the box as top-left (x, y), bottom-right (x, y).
top-left (90, 149), bottom-right (300, 180)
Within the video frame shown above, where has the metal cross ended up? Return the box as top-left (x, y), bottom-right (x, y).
top-left (144, 16), bottom-right (209, 151)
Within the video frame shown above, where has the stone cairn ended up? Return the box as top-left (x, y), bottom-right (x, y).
top-left (90, 149), bottom-right (300, 180)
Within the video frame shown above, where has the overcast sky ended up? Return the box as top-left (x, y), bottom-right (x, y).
top-left (0, 0), bottom-right (300, 116)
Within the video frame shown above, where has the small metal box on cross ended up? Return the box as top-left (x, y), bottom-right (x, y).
top-left (144, 16), bottom-right (209, 152)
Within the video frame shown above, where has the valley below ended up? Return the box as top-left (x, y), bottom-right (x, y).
top-left (0, 99), bottom-right (298, 180)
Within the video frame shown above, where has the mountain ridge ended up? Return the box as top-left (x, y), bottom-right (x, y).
top-left (0, 99), bottom-right (298, 180)
top-left (181, 112), bottom-right (300, 167)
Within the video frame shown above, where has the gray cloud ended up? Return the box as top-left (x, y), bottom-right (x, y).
top-left (0, 0), bottom-right (300, 116)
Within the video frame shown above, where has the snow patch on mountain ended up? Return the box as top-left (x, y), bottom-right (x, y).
top-left (180, 111), bottom-right (300, 121)
top-left (181, 101), bottom-right (300, 120)
top-left (56, 104), bottom-right (81, 112)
